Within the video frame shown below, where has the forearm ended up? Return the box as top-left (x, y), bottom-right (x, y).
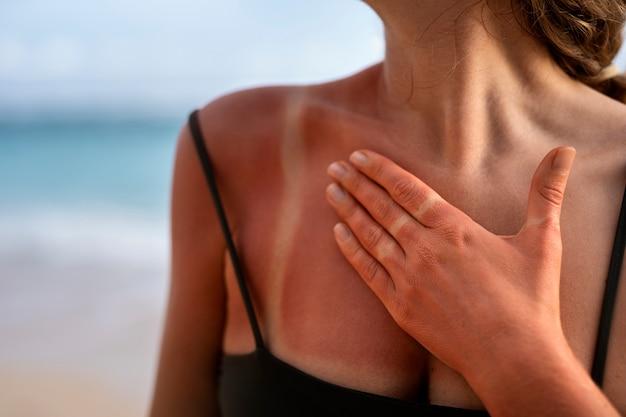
top-left (465, 335), bottom-right (620, 417)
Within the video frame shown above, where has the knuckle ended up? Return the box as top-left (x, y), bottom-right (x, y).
top-left (462, 227), bottom-right (475, 247)
top-left (537, 177), bottom-right (565, 207)
top-left (391, 179), bottom-right (422, 205)
top-left (439, 223), bottom-right (462, 246)
top-left (539, 185), bottom-right (564, 207)
top-left (363, 257), bottom-right (381, 282)
top-left (439, 223), bottom-right (474, 248)
top-left (363, 225), bottom-right (385, 251)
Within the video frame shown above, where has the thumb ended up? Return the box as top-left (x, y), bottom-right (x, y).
top-left (524, 146), bottom-right (576, 235)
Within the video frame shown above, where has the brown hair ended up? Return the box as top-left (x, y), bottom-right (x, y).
top-left (512, 0), bottom-right (626, 103)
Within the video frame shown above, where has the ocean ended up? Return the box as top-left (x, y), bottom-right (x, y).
top-left (0, 116), bottom-right (182, 416)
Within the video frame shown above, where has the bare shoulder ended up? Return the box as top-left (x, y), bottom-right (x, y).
top-left (183, 85), bottom-right (307, 210)
top-left (191, 62), bottom-right (381, 150)
top-left (186, 66), bottom-right (379, 200)
top-left (194, 85), bottom-right (300, 165)
top-left (570, 94), bottom-right (626, 187)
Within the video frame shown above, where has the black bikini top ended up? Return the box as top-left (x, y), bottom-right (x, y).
top-left (188, 109), bottom-right (626, 416)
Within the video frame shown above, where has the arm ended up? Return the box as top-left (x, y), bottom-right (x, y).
top-left (148, 119), bottom-right (226, 417)
top-left (465, 330), bottom-right (621, 417)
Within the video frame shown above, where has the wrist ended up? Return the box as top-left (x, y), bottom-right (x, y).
top-left (464, 327), bottom-right (579, 407)
top-left (463, 332), bottom-right (622, 417)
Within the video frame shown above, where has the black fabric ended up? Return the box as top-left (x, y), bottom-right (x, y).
top-left (590, 178), bottom-right (626, 386)
top-left (217, 348), bottom-right (489, 417)
top-left (188, 109), bottom-right (625, 415)
top-left (188, 109), bottom-right (265, 351)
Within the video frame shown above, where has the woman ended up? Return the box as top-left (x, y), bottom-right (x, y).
top-left (149, 1), bottom-right (626, 416)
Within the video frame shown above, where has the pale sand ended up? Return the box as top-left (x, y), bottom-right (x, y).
top-left (0, 366), bottom-right (144, 417)
top-left (0, 254), bottom-right (169, 417)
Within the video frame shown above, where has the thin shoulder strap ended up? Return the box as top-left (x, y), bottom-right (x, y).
top-left (590, 183), bottom-right (626, 387)
top-left (187, 109), bottom-right (265, 350)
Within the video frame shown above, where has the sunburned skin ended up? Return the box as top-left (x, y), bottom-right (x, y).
top-left (390, 214), bottom-right (412, 237)
top-left (414, 194), bottom-right (445, 225)
top-left (266, 90), bottom-right (309, 341)
top-left (214, 72), bottom-right (626, 411)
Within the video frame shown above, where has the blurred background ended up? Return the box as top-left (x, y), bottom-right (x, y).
top-left (0, 1), bottom-right (384, 416)
top-left (0, 1), bottom-right (624, 416)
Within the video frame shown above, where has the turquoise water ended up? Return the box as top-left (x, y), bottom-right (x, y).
top-left (0, 117), bottom-right (185, 412)
top-left (0, 118), bottom-right (180, 216)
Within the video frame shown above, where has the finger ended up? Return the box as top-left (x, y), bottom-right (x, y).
top-left (325, 182), bottom-right (406, 277)
top-left (332, 221), bottom-right (397, 306)
top-left (326, 160), bottom-right (423, 247)
top-left (523, 146), bottom-right (576, 235)
top-left (346, 149), bottom-right (467, 229)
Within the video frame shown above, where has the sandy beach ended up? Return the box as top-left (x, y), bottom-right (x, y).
top-left (0, 209), bottom-right (169, 417)
top-left (0, 117), bottom-right (177, 417)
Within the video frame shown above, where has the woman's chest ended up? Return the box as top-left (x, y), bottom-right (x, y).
top-left (222, 136), bottom-right (626, 412)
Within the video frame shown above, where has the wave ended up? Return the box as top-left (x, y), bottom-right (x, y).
top-left (0, 204), bottom-right (169, 270)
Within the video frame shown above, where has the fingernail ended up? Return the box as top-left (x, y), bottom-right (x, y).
top-left (552, 147), bottom-right (576, 170)
top-left (350, 151), bottom-right (368, 166)
top-left (328, 161), bottom-right (347, 178)
top-left (334, 222), bottom-right (351, 241)
top-left (327, 183), bottom-right (346, 202)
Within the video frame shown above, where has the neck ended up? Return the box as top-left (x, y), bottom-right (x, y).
top-left (364, 0), bottom-right (579, 171)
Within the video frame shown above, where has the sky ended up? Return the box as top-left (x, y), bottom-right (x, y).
top-left (0, 1), bottom-right (383, 118)
top-left (0, 0), bottom-right (624, 119)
